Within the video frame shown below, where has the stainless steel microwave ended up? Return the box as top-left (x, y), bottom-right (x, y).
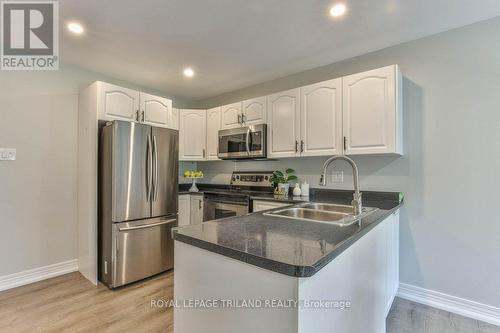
top-left (218, 124), bottom-right (267, 159)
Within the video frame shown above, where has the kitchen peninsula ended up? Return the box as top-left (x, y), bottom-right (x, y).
top-left (173, 190), bottom-right (401, 333)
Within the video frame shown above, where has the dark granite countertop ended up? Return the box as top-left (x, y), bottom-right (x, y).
top-left (173, 186), bottom-right (403, 277)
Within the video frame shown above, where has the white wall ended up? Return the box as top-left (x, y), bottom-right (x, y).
top-left (196, 17), bottom-right (500, 308)
top-left (0, 64), bottom-right (190, 277)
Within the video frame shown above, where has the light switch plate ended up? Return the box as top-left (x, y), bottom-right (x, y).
top-left (0, 148), bottom-right (16, 161)
top-left (331, 171), bottom-right (343, 183)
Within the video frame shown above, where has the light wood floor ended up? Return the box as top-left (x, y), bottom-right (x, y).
top-left (0, 272), bottom-right (499, 333)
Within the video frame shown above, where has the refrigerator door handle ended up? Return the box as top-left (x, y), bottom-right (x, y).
top-left (118, 218), bottom-right (176, 232)
top-left (146, 134), bottom-right (153, 202)
top-left (153, 135), bottom-right (159, 201)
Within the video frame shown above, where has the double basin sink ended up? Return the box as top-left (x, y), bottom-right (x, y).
top-left (263, 202), bottom-right (378, 227)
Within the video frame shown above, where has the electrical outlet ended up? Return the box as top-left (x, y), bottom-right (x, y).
top-left (0, 148), bottom-right (16, 161)
top-left (331, 171), bottom-right (343, 183)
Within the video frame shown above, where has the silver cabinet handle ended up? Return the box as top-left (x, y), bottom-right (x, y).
top-left (295, 140), bottom-right (298, 153)
top-left (237, 114), bottom-right (241, 124)
top-left (118, 219), bottom-right (176, 232)
top-left (245, 128), bottom-right (251, 155)
top-left (199, 200), bottom-right (202, 210)
top-left (141, 110), bottom-right (145, 122)
top-left (300, 140), bottom-right (304, 153)
top-left (136, 110), bottom-right (140, 122)
top-left (153, 135), bottom-right (159, 201)
top-left (202, 148), bottom-right (206, 158)
top-left (146, 135), bottom-right (153, 202)
top-left (241, 114), bottom-right (246, 124)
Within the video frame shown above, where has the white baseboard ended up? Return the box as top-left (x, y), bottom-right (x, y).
top-left (398, 283), bottom-right (500, 327)
top-left (0, 259), bottom-right (79, 292)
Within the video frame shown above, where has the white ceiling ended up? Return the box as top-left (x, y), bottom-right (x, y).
top-left (60, 0), bottom-right (500, 101)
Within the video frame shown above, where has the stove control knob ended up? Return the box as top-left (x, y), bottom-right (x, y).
top-left (232, 176), bottom-right (236, 181)
top-left (264, 176), bottom-right (269, 180)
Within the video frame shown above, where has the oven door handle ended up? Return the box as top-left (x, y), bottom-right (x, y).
top-left (245, 128), bottom-right (251, 155)
top-left (208, 200), bottom-right (248, 206)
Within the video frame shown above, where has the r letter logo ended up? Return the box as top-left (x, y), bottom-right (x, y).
top-left (1, 1), bottom-right (59, 70)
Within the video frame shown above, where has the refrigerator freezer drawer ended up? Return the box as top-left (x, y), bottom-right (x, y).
top-left (111, 217), bottom-right (176, 288)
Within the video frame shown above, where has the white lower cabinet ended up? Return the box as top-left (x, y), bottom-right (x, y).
top-left (253, 200), bottom-right (291, 212)
top-left (267, 89), bottom-right (301, 158)
top-left (178, 194), bottom-right (191, 227)
top-left (174, 211), bottom-right (399, 333)
top-left (206, 107), bottom-right (221, 160)
top-left (190, 195), bottom-right (204, 225)
top-left (179, 109), bottom-right (207, 161)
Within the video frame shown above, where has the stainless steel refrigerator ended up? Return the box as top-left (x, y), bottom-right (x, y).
top-left (99, 120), bottom-right (178, 288)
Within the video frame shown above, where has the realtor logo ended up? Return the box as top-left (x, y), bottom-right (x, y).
top-left (1, 1), bottom-right (59, 70)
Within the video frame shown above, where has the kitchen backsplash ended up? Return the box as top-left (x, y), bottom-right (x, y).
top-left (191, 154), bottom-right (406, 193)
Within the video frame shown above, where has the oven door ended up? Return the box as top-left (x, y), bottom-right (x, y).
top-left (218, 124), bottom-right (267, 159)
top-left (203, 200), bottom-right (249, 221)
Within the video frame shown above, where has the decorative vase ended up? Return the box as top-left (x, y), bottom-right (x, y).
top-left (189, 177), bottom-right (201, 192)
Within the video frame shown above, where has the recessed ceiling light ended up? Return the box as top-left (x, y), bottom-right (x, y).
top-left (330, 3), bottom-right (347, 17)
top-left (67, 22), bottom-right (84, 34)
top-left (183, 68), bottom-right (194, 78)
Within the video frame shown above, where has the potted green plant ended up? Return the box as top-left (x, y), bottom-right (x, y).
top-left (269, 168), bottom-right (298, 196)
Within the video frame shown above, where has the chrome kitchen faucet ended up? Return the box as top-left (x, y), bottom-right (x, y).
top-left (319, 155), bottom-right (363, 215)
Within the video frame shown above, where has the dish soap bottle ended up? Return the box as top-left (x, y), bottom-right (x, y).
top-left (293, 183), bottom-right (302, 196)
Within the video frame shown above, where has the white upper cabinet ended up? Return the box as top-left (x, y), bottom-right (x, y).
top-left (300, 78), bottom-right (343, 157)
top-left (343, 65), bottom-right (402, 155)
top-left (267, 89), bottom-right (300, 158)
top-left (97, 82), bottom-right (140, 122)
top-left (206, 107), bottom-right (221, 160)
top-left (179, 109), bottom-right (207, 161)
top-left (170, 108), bottom-right (180, 130)
top-left (96, 81), bottom-right (174, 129)
top-left (139, 92), bottom-right (173, 129)
top-left (221, 102), bottom-right (242, 129)
top-left (242, 97), bottom-right (267, 126)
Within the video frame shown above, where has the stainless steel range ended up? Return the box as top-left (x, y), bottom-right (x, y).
top-left (203, 171), bottom-right (274, 221)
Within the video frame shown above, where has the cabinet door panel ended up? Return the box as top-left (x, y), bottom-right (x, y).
top-left (343, 65), bottom-right (397, 154)
top-left (206, 107), bottom-right (221, 160)
top-left (267, 89), bottom-right (300, 158)
top-left (221, 102), bottom-right (242, 129)
top-left (170, 108), bottom-right (179, 130)
top-left (242, 97), bottom-right (266, 126)
top-left (179, 109), bottom-right (206, 161)
top-left (98, 82), bottom-right (139, 122)
top-left (190, 196), bottom-right (204, 225)
top-left (140, 92), bottom-right (172, 128)
top-left (178, 195), bottom-right (191, 227)
top-left (300, 79), bottom-right (342, 156)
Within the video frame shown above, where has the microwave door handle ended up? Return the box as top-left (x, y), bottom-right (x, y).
top-left (245, 128), bottom-right (251, 155)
